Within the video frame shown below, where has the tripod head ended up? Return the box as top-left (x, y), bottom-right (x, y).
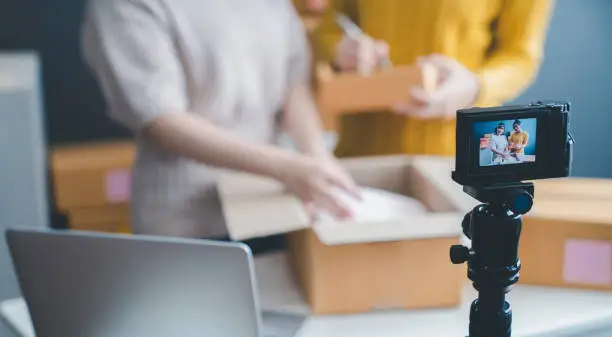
top-left (450, 183), bottom-right (534, 337)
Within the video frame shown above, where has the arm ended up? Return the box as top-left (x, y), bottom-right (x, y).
top-left (491, 147), bottom-right (505, 156)
top-left (283, 84), bottom-right (331, 158)
top-left (282, 5), bottom-right (331, 158)
top-left (474, 0), bottom-right (555, 107)
top-left (81, 0), bottom-right (302, 180)
top-left (146, 114), bottom-right (307, 179)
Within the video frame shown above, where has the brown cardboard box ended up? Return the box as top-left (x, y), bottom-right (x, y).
top-left (69, 219), bottom-right (131, 234)
top-left (315, 64), bottom-right (432, 131)
top-left (67, 204), bottom-right (130, 225)
top-left (519, 178), bottom-right (612, 291)
top-left (51, 141), bottom-right (135, 211)
top-left (218, 155), bottom-right (477, 314)
top-left (67, 204), bottom-right (131, 233)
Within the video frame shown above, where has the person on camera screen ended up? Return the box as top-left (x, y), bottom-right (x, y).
top-left (508, 119), bottom-right (530, 162)
top-left (490, 123), bottom-right (510, 165)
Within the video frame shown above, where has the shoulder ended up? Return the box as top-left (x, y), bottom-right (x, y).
top-left (85, 0), bottom-right (170, 21)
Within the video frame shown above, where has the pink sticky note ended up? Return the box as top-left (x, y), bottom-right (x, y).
top-left (105, 169), bottom-right (132, 203)
top-left (563, 239), bottom-right (612, 286)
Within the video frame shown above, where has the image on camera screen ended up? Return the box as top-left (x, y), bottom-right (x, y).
top-left (474, 118), bottom-right (537, 167)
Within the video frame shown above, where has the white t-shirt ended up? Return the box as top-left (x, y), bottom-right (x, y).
top-left (490, 134), bottom-right (509, 163)
top-left (81, 0), bottom-right (310, 238)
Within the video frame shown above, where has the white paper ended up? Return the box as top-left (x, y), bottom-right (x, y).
top-left (316, 187), bottom-right (427, 224)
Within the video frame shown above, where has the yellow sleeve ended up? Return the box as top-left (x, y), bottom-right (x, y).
top-left (312, 0), bottom-right (359, 62)
top-left (474, 0), bottom-right (555, 107)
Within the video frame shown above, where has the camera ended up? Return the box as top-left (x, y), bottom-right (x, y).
top-left (449, 101), bottom-right (574, 337)
top-left (452, 100), bottom-right (574, 187)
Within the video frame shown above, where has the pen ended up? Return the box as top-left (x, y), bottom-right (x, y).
top-left (335, 13), bottom-right (393, 68)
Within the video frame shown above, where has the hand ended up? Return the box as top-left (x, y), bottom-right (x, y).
top-left (393, 54), bottom-right (481, 119)
top-left (277, 154), bottom-right (361, 219)
top-left (306, 0), bottom-right (327, 12)
top-left (334, 34), bottom-right (389, 75)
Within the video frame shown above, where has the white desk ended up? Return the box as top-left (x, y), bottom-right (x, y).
top-left (4, 252), bottom-right (612, 337)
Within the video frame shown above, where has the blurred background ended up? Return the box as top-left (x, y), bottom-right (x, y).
top-left (2, 0), bottom-right (611, 175)
top-left (1, 0), bottom-right (611, 336)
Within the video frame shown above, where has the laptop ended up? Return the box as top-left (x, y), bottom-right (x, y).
top-left (5, 228), bottom-right (306, 337)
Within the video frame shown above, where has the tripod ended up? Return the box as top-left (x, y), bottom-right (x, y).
top-left (449, 182), bottom-right (535, 337)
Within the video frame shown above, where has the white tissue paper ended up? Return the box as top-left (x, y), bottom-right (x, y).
top-left (316, 187), bottom-right (427, 224)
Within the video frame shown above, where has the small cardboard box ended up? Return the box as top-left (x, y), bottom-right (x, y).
top-left (315, 63), bottom-right (435, 131)
top-left (519, 178), bottom-right (612, 291)
top-left (67, 204), bottom-right (132, 233)
top-left (51, 141), bottom-right (135, 211)
top-left (219, 155), bottom-right (477, 314)
top-left (69, 219), bottom-right (131, 234)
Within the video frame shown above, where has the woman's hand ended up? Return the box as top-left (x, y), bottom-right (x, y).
top-left (334, 35), bottom-right (389, 75)
top-left (393, 54), bottom-right (481, 119)
top-left (306, 0), bottom-right (328, 12)
top-left (276, 154), bottom-right (361, 219)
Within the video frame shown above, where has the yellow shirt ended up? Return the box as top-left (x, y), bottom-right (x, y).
top-left (508, 130), bottom-right (529, 154)
top-left (314, 0), bottom-right (554, 157)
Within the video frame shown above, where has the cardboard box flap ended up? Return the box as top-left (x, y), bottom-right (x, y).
top-left (218, 171), bottom-right (310, 241)
top-left (221, 195), bottom-right (310, 241)
top-left (316, 64), bottom-right (424, 130)
top-left (529, 199), bottom-right (612, 224)
top-left (528, 178), bottom-right (612, 225)
top-left (410, 156), bottom-right (478, 212)
top-left (316, 65), bottom-right (423, 114)
top-left (218, 155), bottom-right (471, 243)
top-left (313, 213), bottom-right (463, 246)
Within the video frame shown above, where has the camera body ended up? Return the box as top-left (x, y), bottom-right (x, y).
top-left (452, 100), bottom-right (574, 187)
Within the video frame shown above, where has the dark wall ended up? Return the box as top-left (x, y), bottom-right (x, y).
top-left (0, 0), bottom-right (130, 145)
top-left (1, 0), bottom-right (611, 176)
top-left (507, 1), bottom-right (612, 178)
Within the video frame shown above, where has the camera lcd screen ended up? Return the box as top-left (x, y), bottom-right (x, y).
top-left (473, 118), bottom-right (537, 167)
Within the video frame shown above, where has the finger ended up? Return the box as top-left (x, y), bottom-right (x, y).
top-left (391, 102), bottom-right (412, 114)
top-left (356, 36), bottom-right (377, 76)
top-left (410, 87), bottom-right (432, 105)
top-left (416, 54), bottom-right (442, 66)
top-left (295, 186), bottom-right (315, 204)
top-left (425, 54), bottom-right (462, 72)
top-left (406, 107), bottom-right (435, 119)
top-left (327, 170), bottom-right (362, 201)
top-left (306, 0), bottom-right (327, 12)
top-left (392, 102), bottom-right (428, 116)
top-left (316, 187), bottom-right (353, 219)
top-left (375, 40), bottom-right (390, 65)
top-left (302, 201), bottom-right (320, 222)
top-left (424, 53), bottom-right (451, 63)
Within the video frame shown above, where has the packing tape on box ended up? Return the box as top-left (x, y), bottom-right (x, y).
top-left (563, 238), bottom-right (612, 286)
